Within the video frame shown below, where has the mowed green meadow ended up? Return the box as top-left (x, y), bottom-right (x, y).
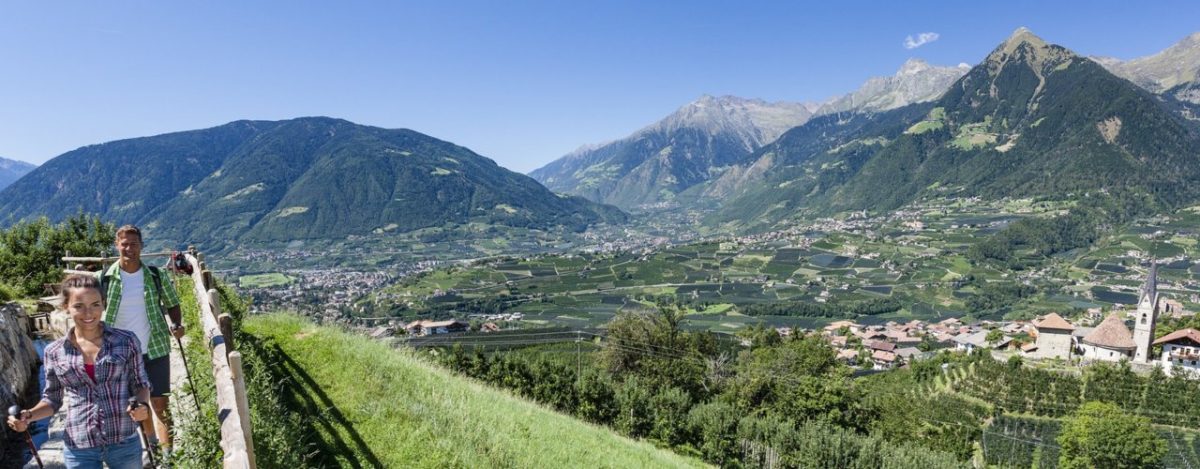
top-left (243, 314), bottom-right (709, 468)
top-left (238, 272), bottom-right (294, 288)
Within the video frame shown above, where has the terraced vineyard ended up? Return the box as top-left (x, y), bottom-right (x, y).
top-left (371, 198), bottom-right (1200, 332)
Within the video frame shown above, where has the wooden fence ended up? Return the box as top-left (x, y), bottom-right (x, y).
top-left (186, 249), bottom-right (256, 468)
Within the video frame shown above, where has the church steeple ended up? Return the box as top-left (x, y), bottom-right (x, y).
top-left (1141, 262), bottom-right (1158, 303)
top-left (1133, 262), bottom-right (1160, 363)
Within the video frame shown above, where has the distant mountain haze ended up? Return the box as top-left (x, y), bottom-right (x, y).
top-left (0, 156), bottom-right (35, 191)
top-left (0, 117), bottom-right (625, 248)
top-left (529, 95), bottom-right (817, 210)
top-left (1093, 32), bottom-right (1200, 104)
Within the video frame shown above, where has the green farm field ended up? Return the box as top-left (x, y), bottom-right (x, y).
top-left (372, 198), bottom-right (1200, 331)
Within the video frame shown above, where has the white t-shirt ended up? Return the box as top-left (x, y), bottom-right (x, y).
top-left (115, 268), bottom-right (151, 354)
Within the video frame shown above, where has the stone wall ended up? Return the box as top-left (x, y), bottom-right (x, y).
top-left (0, 302), bottom-right (39, 468)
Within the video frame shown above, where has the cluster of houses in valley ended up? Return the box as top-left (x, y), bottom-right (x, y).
top-left (815, 317), bottom-right (968, 370)
top-left (814, 264), bottom-right (1200, 378)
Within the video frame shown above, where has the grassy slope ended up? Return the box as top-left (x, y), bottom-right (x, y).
top-left (243, 313), bottom-right (708, 468)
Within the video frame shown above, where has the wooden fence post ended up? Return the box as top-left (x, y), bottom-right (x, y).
top-left (219, 314), bottom-right (235, 352)
top-left (228, 352), bottom-right (257, 468)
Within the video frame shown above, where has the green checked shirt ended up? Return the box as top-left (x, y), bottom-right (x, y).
top-left (96, 262), bottom-right (182, 360)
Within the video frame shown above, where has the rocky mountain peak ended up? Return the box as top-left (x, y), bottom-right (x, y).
top-left (1003, 27), bottom-right (1045, 48)
top-left (652, 95), bottom-right (815, 151)
top-left (814, 59), bottom-right (968, 115)
top-left (898, 58), bottom-right (932, 75)
top-left (983, 27), bottom-right (1076, 79)
top-left (988, 27), bottom-right (1060, 63)
top-left (1091, 31), bottom-right (1200, 96)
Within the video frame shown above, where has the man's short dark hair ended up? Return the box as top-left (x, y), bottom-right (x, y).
top-left (115, 224), bottom-right (142, 242)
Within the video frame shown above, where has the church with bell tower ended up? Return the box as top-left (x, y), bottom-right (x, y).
top-left (1133, 263), bottom-right (1159, 363)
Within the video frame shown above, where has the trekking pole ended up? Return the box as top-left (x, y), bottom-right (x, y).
top-left (128, 398), bottom-right (157, 468)
top-left (7, 405), bottom-right (44, 469)
top-left (172, 325), bottom-right (203, 415)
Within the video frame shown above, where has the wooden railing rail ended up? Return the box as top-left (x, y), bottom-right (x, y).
top-left (184, 249), bottom-right (257, 468)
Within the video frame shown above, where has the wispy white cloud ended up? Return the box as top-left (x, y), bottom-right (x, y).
top-left (903, 32), bottom-right (940, 50)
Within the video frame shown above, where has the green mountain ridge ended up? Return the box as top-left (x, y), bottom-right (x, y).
top-left (0, 117), bottom-right (624, 249)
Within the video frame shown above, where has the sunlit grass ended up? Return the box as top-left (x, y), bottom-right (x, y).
top-left (243, 313), bottom-right (708, 468)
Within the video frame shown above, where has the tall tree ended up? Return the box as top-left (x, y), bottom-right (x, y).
top-left (1057, 401), bottom-right (1166, 469)
top-left (726, 333), bottom-right (863, 429)
top-left (599, 304), bottom-right (713, 395)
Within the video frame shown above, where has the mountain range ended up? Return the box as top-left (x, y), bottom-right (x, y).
top-left (4, 28), bottom-right (1200, 246)
top-left (531, 30), bottom-right (1200, 215)
top-left (707, 27), bottom-right (1200, 228)
top-left (0, 118), bottom-right (624, 248)
top-left (530, 60), bottom-right (971, 210)
top-left (0, 157), bottom-right (35, 192)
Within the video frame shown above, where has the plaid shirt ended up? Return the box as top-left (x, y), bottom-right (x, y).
top-left (41, 325), bottom-right (152, 449)
top-left (96, 262), bottom-right (182, 360)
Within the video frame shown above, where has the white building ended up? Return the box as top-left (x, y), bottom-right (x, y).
top-left (1030, 313), bottom-right (1074, 360)
top-left (405, 319), bottom-right (469, 336)
top-left (1078, 313), bottom-right (1136, 362)
top-left (1154, 328), bottom-right (1200, 378)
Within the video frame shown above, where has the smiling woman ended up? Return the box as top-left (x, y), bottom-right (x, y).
top-left (6, 274), bottom-right (152, 469)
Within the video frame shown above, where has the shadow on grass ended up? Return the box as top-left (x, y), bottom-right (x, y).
top-left (268, 342), bottom-right (385, 469)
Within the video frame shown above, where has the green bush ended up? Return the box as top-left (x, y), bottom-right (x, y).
top-left (0, 213), bottom-right (113, 297)
top-left (686, 401), bottom-right (741, 465)
top-left (0, 282), bottom-right (17, 302)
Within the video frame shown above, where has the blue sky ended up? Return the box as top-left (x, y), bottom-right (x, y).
top-left (1, 1), bottom-right (1197, 173)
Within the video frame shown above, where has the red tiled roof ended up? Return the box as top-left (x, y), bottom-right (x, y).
top-left (1154, 328), bottom-right (1200, 346)
top-left (868, 340), bottom-right (896, 352)
top-left (1081, 314), bottom-right (1136, 350)
top-left (872, 350), bottom-right (896, 362)
top-left (1034, 313), bottom-right (1075, 331)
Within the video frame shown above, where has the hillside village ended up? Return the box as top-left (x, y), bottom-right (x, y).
top-left (786, 265), bottom-right (1200, 377)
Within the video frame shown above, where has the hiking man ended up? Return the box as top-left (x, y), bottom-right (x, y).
top-left (97, 225), bottom-right (184, 453)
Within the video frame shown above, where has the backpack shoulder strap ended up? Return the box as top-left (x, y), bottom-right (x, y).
top-left (98, 268), bottom-right (110, 304)
top-left (147, 265), bottom-right (165, 302)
